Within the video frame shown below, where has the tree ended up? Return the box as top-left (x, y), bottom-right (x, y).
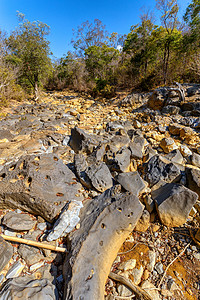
top-left (84, 45), bottom-right (119, 97)
top-left (7, 12), bottom-right (52, 99)
top-left (156, 0), bottom-right (180, 84)
top-left (71, 19), bottom-right (109, 56)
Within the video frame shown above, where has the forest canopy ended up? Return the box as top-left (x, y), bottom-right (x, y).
top-left (0, 0), bottom-right (200, 105)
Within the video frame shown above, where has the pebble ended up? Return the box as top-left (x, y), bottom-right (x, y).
top-left (132, 265), bottom-right (143, 285)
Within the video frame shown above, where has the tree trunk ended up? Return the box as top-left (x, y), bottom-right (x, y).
top-left (34, 81), bottom-right (39, 101)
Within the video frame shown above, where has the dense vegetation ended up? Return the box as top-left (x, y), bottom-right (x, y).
top-left (0, 0), bottom-right (200, 105)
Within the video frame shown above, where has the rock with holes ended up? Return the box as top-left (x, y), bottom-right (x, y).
top-left (63, 185), bottom-right (144, 300)
top-left (0, 276), bottom-right (57, 299)
top-left (116, 171), bottom-right (146, 196)
top-left (0, 153), bottom-right (83, 222)
top-left (143, 155), bottom-right (181, 187)
top-left (152, 183), bottom-right (198, 226)
top-left (85, 161), bottom-right (113, 192)
top-left (2, 211), bottom-right (36, 231)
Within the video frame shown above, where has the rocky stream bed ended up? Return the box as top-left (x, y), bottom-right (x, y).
top-left (0, 84), bottom-right (199, 299)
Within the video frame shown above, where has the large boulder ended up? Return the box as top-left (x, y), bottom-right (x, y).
top-left (63, 186), bottom-right (144, 300)
top-left (143, 155), bottom-right (181, 187)
top-left (0, 276), bottom-right (57, 299)
top-left (0, 153), bottom-right (83, 222)
top-left (152, 183), bottom-right (198, 226)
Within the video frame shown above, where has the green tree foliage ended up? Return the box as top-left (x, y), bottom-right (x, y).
top-left (85, 45), bottom-right (120, 97)
top-left (7, 12), bottom-right (52, 99)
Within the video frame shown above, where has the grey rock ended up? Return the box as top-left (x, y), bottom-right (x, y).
top-left (0, 130), bottom-right (14, 141)
top-left (143, 155), bottom-right (181, 187)
top-left (69, 127), bottom-right (100, 153)
top-left (162, 105), bottom-right (181, 115)
top-left (85, 161), bottom-right (113, 192)
top-left (0, 236), bottom-right (13, 272)
top-left (74, 154), bottom-right (92, 189)
top-left (152, 183), bottom-right (198, 226)
top-left (0, 276), bottom-right (57, 299)
top-left (2, 211), bottom-right (36, 231)
top-left (129, 136), bottom-right (145, 159)
top-left (116, 171), bottom-right (145, 196)
top-left (18, 233), bottom-right (45, 266)
top-left (191, 152), bottom-right (200, 168)
top-left (186, 167), bottom-right (200, 198)
top-left (0, 153), bottom-right (83, 222)
top-left (63, 186), bottom-right (144, 300)
top-left (165, 149), bottom-right (185, 165)
top-left (111, 147), bottom-right (131, 172)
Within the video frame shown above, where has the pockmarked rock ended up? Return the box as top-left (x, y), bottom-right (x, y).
top-left (116, 171), bottom-right (146, 196)
top-left (0, 276), bottom-right (57, 300)
top-left (85, 161), bottom-right (113, 192)
top-left (143, 155), bottom-right (181, 187)
top-left (63, 186), bottom-right (144, 300)
top-left (152, 183), bottom-right (198, 226)
top-left (2, 211), bottom-right (36, 231)
top-left (0, 236), bottom-right (13, 272)
top-left (0, 153), bottom-right (83, 222)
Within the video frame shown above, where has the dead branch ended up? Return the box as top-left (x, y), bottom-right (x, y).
top-left (1, 234), bottom-right (67, 253)
top-left (157, 242), bottom-right (191, 289)
top-left (109, 271), bottom-right (153, 300)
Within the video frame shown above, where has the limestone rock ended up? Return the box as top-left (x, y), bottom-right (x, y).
top-left (118, 259), bottom-right (136, 271)
top-left (69, 126), bottom-right (101, 153)
top-left (111, 147), bottom-right (131, 172)
top-left (132, 265), bottom-right (143, 285)
top-left (47, 200), bottom-right (83, 241)
top-left (162, 105), bottom-right (180, 115)
top-left (186, 167), bottom-right (200, 198)
top-left (141, 280), bottom-right (162, 300)
top-left (85, 161), bottom-right (113, 192)
top-left (134, 209), bottom-right (150, 232)
top-left (143, 155), bottom-right (181, 187)
top-left (116, 171), bottom-right (146, 196)
top-left (191, 152), bottom-right (200, 168)
top-left (0, 236), bottom-right (13, 272)
top-left (180, 144), bottom-right (192, 157)
top-left (2, 211), bottom-right (36, 231)
top-left (152, 183), bottom-right (198, 226)
top-left (169, 123), bottom-right (182, 135)
top-left (0, 276), bottom-right (57, 299)
top-left (63, 186), bottom-right (144, 300)
top-left (129, 136), bottom-right (145, 159)
top-left (148, 90), bottom-right (165, 110)
top-left (0, 153), bottom-right (83, 222)
top-left (160, 137), bottom-right (178, 153)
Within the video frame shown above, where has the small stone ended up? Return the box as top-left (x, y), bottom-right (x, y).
top-left (147, 250), bottom-right (156, 272)
top-left (37, 223), bottom-right (47, 231)
top-left (135, 210), bottom-right (150, 232)
top-left (118, 259), bottom-right (136, 271)
top-left (2, 211), bottom-right (36, 231)
top-left (117, 284), bottom-right (132, 297)
top-left (193, 253), bottom-right (200, 260)
top-left (155, 262), bottom-right (164, 274)
top-left (160, 138), bottom-right (178, 153)
top-left (141, 280), bottom-right (162, 300)
top-left (132, 265), bottom-right (143, 285)
top-left (29, 261), bottom-right (45, 272)
top-left (116, 171), bottom-right (146, 196)
top-left (0, 236), bottom-right (13, 272)
top-left (152, 183), bottom-right (198, 227)
top-left (192, 153), bottom-right (200, 168)
top-left (143, 269), bottom-right (150, 280)
top-left (180, 144), bottom-right (192, 157)
top-left (167, 278), bottom-right (179, 291)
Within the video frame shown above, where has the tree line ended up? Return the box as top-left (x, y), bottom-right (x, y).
top-left (0, 0), bottom-right (199, 105)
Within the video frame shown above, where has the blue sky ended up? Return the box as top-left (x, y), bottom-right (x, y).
top-left (0, 0), bottom-right (190, 59)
